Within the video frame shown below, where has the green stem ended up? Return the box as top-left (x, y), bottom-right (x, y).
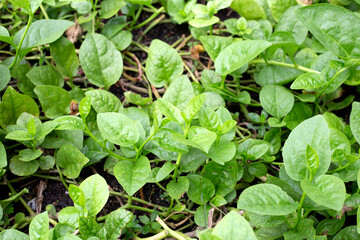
top-left (293, 192), bottom-right (306, 230)
top-left (248, 59), bottom-right (320, 74)
top-left (132, 7), bottom-right (165, 30)
top-left (135, 129), bottom-right (158, 160)
top-left (48, 218), bottom-right (58, 226)
top-left (134, 230), bottom-right (168, 240)
top-left (156, 216), bottom-right (191, 240)
top-left (9, 13), bottom-right (34, 69)
top-left (131, 4), bottom-right (144, 27)
top-left (316, 67), bottom-right (347, 97)
top-left (56, 165), bottom-right (69, 190)
top-left (39, 4), bottom-right (49, 19)
top-left (327, 159), bottom-right (359, 173)
top-left (33, 174), bottom-right (77, 185)
top-left (4, 175), bottom-right (35, 216)
top-left (84, 125), bottom-right (131, 161)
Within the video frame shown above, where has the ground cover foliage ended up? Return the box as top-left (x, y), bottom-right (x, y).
top-left (1, 0), bottom-right (360, 239)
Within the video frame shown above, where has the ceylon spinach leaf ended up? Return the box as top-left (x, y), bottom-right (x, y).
top-left (50, 37), bottom-right (79, 78)
top-left (187, 174), bottom-right (215, 205)
top-left (146, 39), bottom-right (183, 87)
top-left (283, 115), bottom-right (331, 181)
top-left (0, 87), bottom-right (39, 129)
top-left (301, 175), bottom-right (346, 211)
top-left (56, 144), bottom-right (89, 179)
top-left (85, 90), bottom-right (123, 113)
top-left (34, 86), bottom-right (71, 119)
top-left (97, 112), bottom-right (139, 147)
top-left (237, 183), bottom-right (298, 216)
top-left (163, 75), bottom-right (195, 111)
top-left (26, 65), bottom-right (64, 87)
top-left (296, 4), bottom-right (360, 59)
top-left (79, 174), bottom-right (109, 216)
top-left (29, 212), bottom-right (49, 240)
top-left (199, 35), bottom-right (234, 61)
top-left (259, 84), bottom-right (294, 119)
top-left (0, 64), bottom-right (10, 91)
top-left (166, 176), bottom-right (189, 200)
top-left (215, 40), bottom-right (271, 76)
top-left (114, 156), bottom-right (151, 196)
top-left (79, 33), bottom-right (123, 88)
top-left (350, 102), bottom-right (360, 144)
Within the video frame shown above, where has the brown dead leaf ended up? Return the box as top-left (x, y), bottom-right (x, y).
top-left (66, 18), bottom-right (82, 43)
top-left (191, 45), bottom-right (205, 60)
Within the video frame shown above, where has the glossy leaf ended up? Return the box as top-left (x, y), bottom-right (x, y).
top-left (212, 211), bottom-right (257, 240)
top-left (9, 156), bottom-right (39, 176)
top-left (0, 87), bottom-right (39, 129)
top-left (283, 115), bottom-right (331, 181)
top-left (26, 65), bottom-right (64, 87)
top-left (56, 144), bottom-right (89, 179)
top-left (199, 36), bottom-right (234, 61)
top-left (50, 37), bottom-right (79, 78)
top-left (157, 99), bottom-right (184, 125)
top-left (350, 102), bottom-right (360, 145)
top-left (259, 84), bottom-right (294, 119)
top-left (146, 39), bottom-right (183, 87)
top-left (166, 176), bottom-right (189, 200)
top-left (0, 64), bottom-right (10, 91)
top-left (97, 112), bottom-right (139, 147)
top-left (79, 33), bottom-right (123, 88)
top-left (290, 72), bottom-right (325, 90)
top-left (237, 183), bottom-right (298, 215)
top-left (104, 209), bottom-right (133, 239)
top-left (296, 4), bottom-right (360, 59)
top-left (301, 175), bottom-right (346, 211)
top-left (215, 40), bottom-right (271, 76)
top-left (114, 156), bottom-right (151, 196)
top-left (187, 174), bottom-right (215, 205)
top-left (306, 145), bottom-right (319, 180)
top-left (79, 174), bottom-right (109, 216)
top-left (29, 212), bottom-right (49, 240)
top-left (85, 90), bottom-right (122, 113)
top-left (34, 86), bottom-right (71, 119)
top-left (162, 75), bottom-right (195, 111)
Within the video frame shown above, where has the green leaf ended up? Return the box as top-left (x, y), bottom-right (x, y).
top-left (230, 0), bottom-right (267, 20)
top-left (275, 6), bottom-right (308, 45)
top-left (54, 116), bottom-right (84, 131)
top-left (316, 217), bottom-right (345, 235)
top-left (283, 102), bottom-right (313, 130)
top-left (296, 4), bottom-right (360, 59)
top-left (199, 106), bottom-right (221, 131)
top-left (0, 229), bottom-right (29, 240)
top-left (185, 94), bottom-right (207, 121)
top-left (50, 37), bottom-right (79, 78)
top-left (163, 75), bottom-right (195, 111)
top-left (212, 211), bottom-right (257, 240)
top-left (79, 96), bottom-right (91, 119)
top-left (26, 65), bottom-right (64, 87)
top-left (0, 64), bottom-right (10, 92)
top-left (8, 0), bottom-right (30, 12)
top-left (152, 129), bottom-right (188, 153)
top-left (207, 142), bottom-right (236, 165)
top-left (79, 33), bottom-right (123, 88)
top-left (0, 86), bottom-right (39, 129)
top-left (19, 149), bottom-right (42, 162)
top-left (11, 64), bottom-right (36, 97)
top-left (237, 183), bottom-right (298, 215)
top-left (34, 86), bottom-right (71, 119)
top-left (199, 36), bottom-right (234, 61)
top-left (350, 102), bottom-right (360, 145)
top-left (157, 99), bottom-right (184, 125)
top-left (215, 40), bottom-right (271, 76)
top-left (187, 174), bottom-right (215, 205)
top-left (290, 72), bottom-right (326, 90)
top-left (194, 204), bottom-right (212, 227)
top-left (283, 115), bottom-right (331, 181)
top-left (247, 212), bottom-right (286, 228)
top-left (97, 112), bottom-right (139, 147)
top-left (0, 141), bottom-right (7, 169)
top-left (173, 127), bottom-right (217, 153)
top-left (127, 0), bottom-right (151, 5)
top-left (14, 20), bottom-right (75, 50)
top-left (146, 39), bottom-right (183, 87)
top-left (58, 207), bottom-right (82, 228)
top-left (267, 0), bottom-right (295, 22)
top-left (202, 159), bottom-right (237, 197)
top-left (79, 216), bottom-right (101, 238)
top-left (259, 84), bottom-right (294, 119)
top-left (155, 162), bottom-right (176, 182)
top-left (166, 176), bottom-right (189, 200)
top-left (38, 155), bottom-right (55, 170)
top-left (6, 130), bottom-right (33, 141)
top-left (306, 145), bottom-right (319, 180)
top-left (0, 26), bottom-right (13, 45)
top-left (255, 65), bottom-right (301, 86)
top-left (10, 155), bottom-right (39, 176)
top-left (99, 0), bottom-right (126, 19)
top-left (56, 144), bottom-right (89, 179)
top-left (68, 184), bottom-right (86, 207)
top-left (104, 209), bottom-right (133, 239)
top-left (85, 90), bottom-right (122, 113)
top-left (36, 121), bottom-right (58, 140)
top-left (79, 174), bottom-right (109, 216)
top-left (284, 219), bottom-right (316, 240)
top-left (114, 156), bottom-right (151, 196)
top-left (333, 226), bottom-right (360, 240)
top-left (301, 175), bottom-right (346, 212)
top-left (29, 212), bottom-right (49, 240)
top-left (189, 16), bottom-right (220, 28)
